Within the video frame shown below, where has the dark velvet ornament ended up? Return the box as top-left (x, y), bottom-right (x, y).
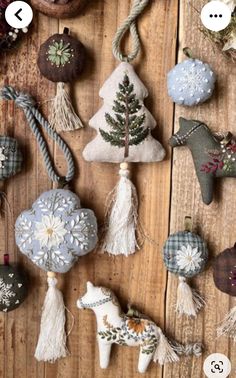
top-left (37, 28), bottom-right (86, 132)
top-left (213, 244), bottom-right (236, 296)
top-left (0, 257), bottom-right (27, 312)
top-left (37, 30), bottom-right (86, 83)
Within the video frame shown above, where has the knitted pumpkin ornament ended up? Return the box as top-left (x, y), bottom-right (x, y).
top-left (163, 217), bottom-right (208, 317)
top-left (167, 49), bottom-right (216, 106)
top-left (213, 244), bottom-right (236, 341)
top-left (0, 86), bottom-right (98, 362)
top-left (31, 0), bottom-right (86, 19)
top-left (0, 0), bottom-right (29, 52)
top-left (37, 27), bottom-right (86, 132)
top-left (83, 0), bottom-right (165, 256)
top-left (0, 254), bottom-right (27, 312)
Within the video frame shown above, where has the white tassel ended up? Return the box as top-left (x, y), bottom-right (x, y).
top-left (176, 277), bottom-right (205, 317)
top-left (153, 329), bottom-right (179, 365)
top-left (34, 272), bottom-right (68, 362)
top-left (49, 82), bottom-right (83, 132)
top-left (217, 306), bottom-right (236, 342)
top-left (102, 162), bottom-right (138, 256)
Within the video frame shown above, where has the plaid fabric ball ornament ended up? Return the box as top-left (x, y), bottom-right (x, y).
top-left (0, 136), bottom-right (22, 180)
top-left (163, 218), bottom-right (208, 317)
top-left (213, 244), bottom-right (236, 342)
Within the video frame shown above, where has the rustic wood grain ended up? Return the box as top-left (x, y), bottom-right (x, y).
top-left (1, 0), bottom-right (234, 377)
top-left (164, 1), bottom-right (236, 378)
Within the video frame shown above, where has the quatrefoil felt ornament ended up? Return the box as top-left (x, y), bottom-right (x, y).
top-left (15, 189), bottom-right (97, 273)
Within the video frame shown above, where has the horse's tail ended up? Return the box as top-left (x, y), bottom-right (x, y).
top-left (153, 327), bottom-right (203, 365)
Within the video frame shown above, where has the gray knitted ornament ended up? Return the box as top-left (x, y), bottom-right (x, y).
top-left (167, 58), bottom-right (216, 106)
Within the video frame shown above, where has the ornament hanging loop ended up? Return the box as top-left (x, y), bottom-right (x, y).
top-left (112, 0), bottom-right (149, 62)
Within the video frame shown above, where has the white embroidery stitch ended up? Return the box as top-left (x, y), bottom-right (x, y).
top-left (35, 214), bottom-right (67, 248)
top-left (0, 147), bottom-right (7, 169)
top-left (176, 244), bottom-right (203, 273)
top-left (0, 278), bottom-right (15, 307)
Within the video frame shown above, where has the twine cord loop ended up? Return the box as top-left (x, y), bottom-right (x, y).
top-left (0, 86), bottom-right (75, 184)
top-left (112, 0), bottom-right (149, 62)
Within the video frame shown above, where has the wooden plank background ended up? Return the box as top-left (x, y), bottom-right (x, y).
top-left (0, 0), bottom-right (235, 377)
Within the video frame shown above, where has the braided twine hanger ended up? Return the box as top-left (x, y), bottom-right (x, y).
top-left (0, 86), bottom-right (75, 186)
top-left (112, 0), bottom-right (149, 62)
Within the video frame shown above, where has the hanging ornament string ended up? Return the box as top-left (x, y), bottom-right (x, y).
top-left (0, 86), bottom-right (75, 184)
top-left (112, 0), bottom-right (149, 62)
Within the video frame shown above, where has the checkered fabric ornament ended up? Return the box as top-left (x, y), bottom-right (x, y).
top-left (163, 222), bottom-right (208, 317)
top-left (0, 136), bottom-right (23, 180)
top-left (214, 244), bottom-right (236, 342)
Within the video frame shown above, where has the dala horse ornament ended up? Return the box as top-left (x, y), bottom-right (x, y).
top-left (77, 282), bottom-right (202, 374)
top-left (169, 117), bottom-right (236, 205)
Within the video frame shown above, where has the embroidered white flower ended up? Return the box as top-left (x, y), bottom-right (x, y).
top-left (0, 147), bottom-right (7, 168)
top-left (0, 278), bottom-right (15, 306)
top-left (35, 214), bottom-right (67, 248)
top-left (176, 244), bottom-right (203, 272)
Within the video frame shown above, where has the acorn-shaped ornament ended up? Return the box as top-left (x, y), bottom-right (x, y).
top-left (167, 48), bottom-right (216, 106)
top-left (163, 217), bottom-right (208, 317)
top-left (0, 254), bottom-right (27, 312)
top-left (37, 27), bottom-right (86, 132)
top-left (213, 243), bottom-right (236, 342)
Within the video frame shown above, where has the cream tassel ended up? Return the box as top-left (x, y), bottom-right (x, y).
top-left (176, 277), bottom-right (205, 317)
top-left (217, 306), bottom-right (236, 342)
top-left (153, 329), bottom-right (179, 365)
top-left (34, 272), bottom-right (68, 362)
top-left (49, 82), bottom-right (83, 132)
top-left (102, 162), bottom-right (138, 256)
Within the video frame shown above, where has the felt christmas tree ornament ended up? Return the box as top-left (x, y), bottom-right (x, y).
top-left (30, 0), bottom-right (86, 19)
top-left (0, 254), bottom-right (27, 312)
top-left (77, 282), bottom-right (203, 374)
top-left (37, 27), bottom-right (86, 132)
top-left (169, 117), bottom-right (236, 205)
top-left (167, 48), bottom-right (216, 106)
top-left (213, 243), bottom-right (236, 341)
top-left (163, 217), bottom-right (208, 317)
top-left (83, 0), bottom-right (165, 256)
top-left (0, 0), bottom-right (29, 52)
top-left (0, 85), bottom-right (98, 362)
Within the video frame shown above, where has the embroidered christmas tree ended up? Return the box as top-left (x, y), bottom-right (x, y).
top-left (83, 62), bottom-right (165, 163)
top-left (99, 74), bottom-right (149, 159)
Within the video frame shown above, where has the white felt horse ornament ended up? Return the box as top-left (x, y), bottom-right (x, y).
top-left (77, 282), bottom-right (203, 373)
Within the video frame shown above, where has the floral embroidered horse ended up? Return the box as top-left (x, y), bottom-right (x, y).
top-left (169, 117), bottom-right (236, 205)
top-left (77, 282), bottom-right (202, 374)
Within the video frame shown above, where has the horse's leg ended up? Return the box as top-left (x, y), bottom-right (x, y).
top-left (138, 347), bottom-right (154, 374)
top-left (196, 172), bottom-right (214, 205)
top-left (97, 338), bottom-right (112, 369)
